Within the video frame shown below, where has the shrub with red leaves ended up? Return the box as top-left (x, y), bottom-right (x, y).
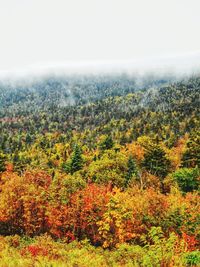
top-left (21, 245), bottom-right (48, 257)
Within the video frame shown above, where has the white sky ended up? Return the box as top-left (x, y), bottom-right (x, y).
top-left (0, 0), bottom-right (200, 74)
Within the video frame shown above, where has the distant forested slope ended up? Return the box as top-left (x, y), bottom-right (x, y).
top-left (0, 74), bottom-right (199, 154)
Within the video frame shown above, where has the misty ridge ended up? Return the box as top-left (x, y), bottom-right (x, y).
top-left (0, 53), bottom-right (200, 138)
top-left (0, 72), bottom-right (185, 114)
top-left (0, 73), bottom-right (199, 132)
top-left (1, 52), bottom-right (200, 112)
top-left (0, 73), bottom-right (165, 102)
top-left (0, 69), bottom-right (199, 143)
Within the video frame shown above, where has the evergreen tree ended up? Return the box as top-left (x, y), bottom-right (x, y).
top-left (0, 152), bottom-right (6, 172)
top-left (181, 133), bottom-right (200, 168)
top-left (120, 134), bottom-right (128, 146)
top-left (173, 167), bottom-right (199, 193)
top-left (99, 136), bottom-right (114, 151)
top-left (25, 134), bottom-right (32, 145)
top-left (12, 153), bottom-right (29, 174)
top-left (142, 144), bottom-right (171, 180)
top-left (70, 144), bottom-right (83, 174)
top-left (125, 156), bottom-right (138, 187)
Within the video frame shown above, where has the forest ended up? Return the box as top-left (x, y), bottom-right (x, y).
top-left (0, 74), bottom-right (199, 266)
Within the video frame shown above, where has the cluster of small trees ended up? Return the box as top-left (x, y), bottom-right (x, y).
top-left (0, 132), bottom-right (199, 193)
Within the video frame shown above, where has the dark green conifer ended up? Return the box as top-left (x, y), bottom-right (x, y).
top-left (182, 133), bottom-right (200, 168)
top-left (99, 136), bottom-right (114, 151)
top-left (0, 152), bottom-right (6, 172)
top-left (125, 156), bottom-right (138, 187)
top-left (142, 144), bottom-right (171, 179)
top-left (70, 144), bottom-right (83, 174)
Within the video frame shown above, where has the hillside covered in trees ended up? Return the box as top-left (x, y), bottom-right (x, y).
top-left (0, 74), bottom-right (199, 266)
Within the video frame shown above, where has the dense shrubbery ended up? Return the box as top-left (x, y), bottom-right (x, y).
top-left (0, 168), bottom-right (199, 251)
top-left (0, 229), bottom-right (199, 266)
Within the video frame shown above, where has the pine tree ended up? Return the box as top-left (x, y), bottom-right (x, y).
top-left (70, 144), bottom-right (83, 174)
top-left (120, 134), bottom-right (128, 146)
top-left (142, 144), bottom-right (171, 179)
top-left (0, 152), bottom-right (6, 172)
top-left (25, 134), bottom-right (32, 145)
top-left (99, 136), bottom-right (114, 151)
top-left (12, 153), bottom-right (28, 174)
top-left (125, 156), bottom-right (138, 187)
top-left (173, 167), bottom-right (199, 193)
top-left (181, 133), bottom-right (200, 168)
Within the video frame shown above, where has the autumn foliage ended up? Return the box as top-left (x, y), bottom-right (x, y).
top-left (0, 75), bottom-right (200, 265)
top-left (0, 168), bottom-right (199, 254)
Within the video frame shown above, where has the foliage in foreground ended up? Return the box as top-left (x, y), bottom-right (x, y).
top-left (0, 232), bottom-right (200, 267)
top-left (0, 167), bottom-right (199, 266)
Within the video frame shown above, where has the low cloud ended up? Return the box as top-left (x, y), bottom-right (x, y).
top-left (0, 51), bottom-right (200, 83)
